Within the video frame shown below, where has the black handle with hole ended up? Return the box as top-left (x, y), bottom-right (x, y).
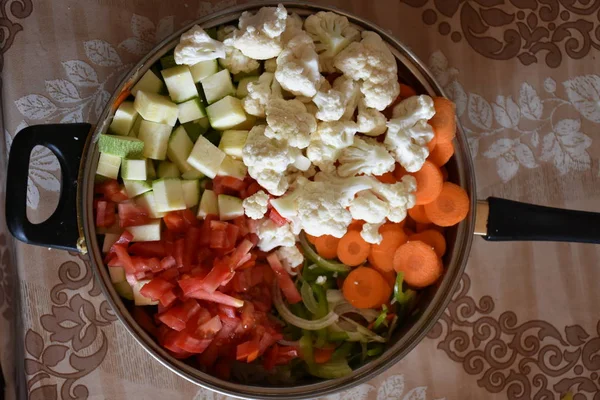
top-left (6, 124), bottom-right (91, 251)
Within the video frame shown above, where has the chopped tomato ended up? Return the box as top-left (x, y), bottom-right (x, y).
top-left (174, 238), bottom-right (185, 269)
top-left (140, 277), bottom-right (174, 301)
top-left (268, 208), bottom-right (287, 227)
top-left (236, 336), bottom-right (260, 362)
top-left (129, 241), bottom-right (166, 258)
top-left (157, 299), bottom-right (201, 331)
top-left (118, 202), bottom-right (150, 227)
top-left (183, 226), bottom-right (201, 270)
top-left (159, 289), bottom-right (178, 308)
top-left (95, 200), bottom-right (116, 227)
top-left (164, 211), bottom-right (187, 232)
top-left (112, 245), bottom-right (135, 274)
top-left (178, 276), bottom-right (204, 295)
top-left (159, 256), bottom-right (177, 272)
top-left (196, 342), bottom-right (219, 367)
top-left (187, 289), bottom-right (244, 308)
top-left (217, 304), bottom-right (236, 319)
top-left (196, 315), bottom-right (223, 339)
top-left (244, 181), bottom-right (262, 198)
top-left (214, 175), bottom-right (246, 192)
top-left (173, 331), bottom-right (212, 353)
top-left (266, 253), bottom-right (302, 304)
top-left (232, 216), bottom-right (249, 237)
top-left (95, 180), bottom-right (128, 202)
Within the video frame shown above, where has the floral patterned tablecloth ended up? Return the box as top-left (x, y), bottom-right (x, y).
top-left (2, 1), bottom-right (600, 399)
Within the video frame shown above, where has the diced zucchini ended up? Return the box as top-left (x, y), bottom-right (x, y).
top-left (136, 191), bottom-right (166, 218)
top-left (98, 134), bottom-right (144, 158)
top-left (183, 117), bottom-right (210, 142)
top-left (206, 96), bottom-right (248, 130)
top-left (217, 155), bottom-right (248, 180)
top-left (197, 189), bottom-right (218, 219)
top-left (181, 169), bottom-right (205, 180)
top-left (146, 159), bottom-right (157, 180)
top-left (133, 91), bottom-right (179, 126)
top-left (114, 281), bottom-right (134, 301)
top-left (132, 280), bottom-right (158, 305)
top-left (138, 120), bottom-right (171, 160)
top-left (178, 97), bottom-right (207, 124)
top-left (236, 76), bottom-right (259, 98)
top-left (126, 219), bottom-right (162, 242)
top-left (233, 66), bottom-right (262, 82)
top-left (123, 180), bottom-right (152, 198)
top-left (132, 70), bottom-right (164, 96)
top-left (121, 159), bottom-right (147, 180)
top-left (161, 65), bottom-right (199, 103)
top-left (218, 130), bottom-right (248, 158)
top-left (157, 161), bottom-right (181, 178)
top-left (187, 135), bottom-right (226, 179)
top-left (201, 69), bottom-right (235, 104)
top-left (182, 180), bottom-right (201, 208)
top-left (129, 115), bottom-right (142, 137)
top-left (109, 101), bottom-right (138, 136)
top-left (190, 59), bottom-right (219, 83)
top-left (218, 194), bottom-right (244, 221)
top-left (102, 233), bottom-right (121, 254)
top-left (160, 54), bottom-right (177, 69)
top-left (109, 266), bottom-right (126, 283)
top-left (96, 152), bottom-right (121, 179)
top-left (167, 125), bottom-right (194, 173)
top-left (228, 113), bottom-right (256, 131)
top-left (152, 178), bottom-right (186, 212)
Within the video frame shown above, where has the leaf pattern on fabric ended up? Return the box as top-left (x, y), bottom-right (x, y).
top-left (563, 75), bottom-right (600, 123)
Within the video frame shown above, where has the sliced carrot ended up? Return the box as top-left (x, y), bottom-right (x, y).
top-left (113, 89), bottom-right (131, 110)
top-left (404, 228), bottom-right (415, 236)
top-left (440, 166), bottom-right (449, 181)
top-left (393, 164), bottom-right (408, 181)
top-left (393, 241), bottom-right (442, 288)
top-left (314, 347), bottom-right (335, 364)
top-left (408, 205), bottom-right (431, 224)
top-left (375, 172), bottom-right (397, 184)
top-left (380, 221), bottom-right (405, 233)
top-left (314, 235), bottom-right (340, 260)
top-left (373, 266), bottom-right (396, 291)
top-left (337, 230), bottom-right (370, 266)
top-left (409, 230), bottom-right (447, 257)
top-left (424, 182), bottom-right (469, 227)
top-left (306, 232), bottom-right (319, 245)
top-left (429, 97), bottom-right (456, 143)
top-left (400, 84), bottom-right (417, 99)
top-left (348, 219), bottom-right (365, 231)
top-left (342, 267), bottom-right (392, 309)
top-left (411, 160), bottom-right (443, 205)
top-left (368, 229), bottom-right (408, 272)
top-left (428, 141), bottom-right (454, 167)
top-left (427, 134), bottom-right (438, 153)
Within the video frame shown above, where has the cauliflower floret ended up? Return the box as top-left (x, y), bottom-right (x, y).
top-left (306, 120), bottom-right (358, 172)
top-left (275, 32), bottom-right (321, 97)
top-left (337, 136), bottom-right (395, 177)
top-left (333, 75), bottom-right (361, 120)
top-left (264, 58), bottom-right (277, 72)
top-left (242, 190), bottom-right (269, 220)
top-left (370, 175), bottom-right (417, 222)
top-left (232, 4), bottom-right (288, 60)
top-left (242, 72), bottom-right (282, 117)
top-left (255, 219), bottom-right (296, 251)
top-left (356, 98), bottom-right (387, 136)
top-left (276, 245), bottom-right (304, 271)
top-left (361, 221), bottom-right (385, 244)
top-left (304, 11), bottom-right (360, 73)
top-left (174, 25), bottom-right (226, 65)
top-left (334, 31), bottom-right (400, 110)
top-left (242, 125), bottom-right (299, 195)
top-left (384, 95), bottom-right (436, 172)
top-left (264, 98), bottom-right (317, 149)
top-left (312, 79), bottom-right (345, 121)
top-left (349, 191), bottom-right (389, 223)
top-left (281, 13), bottom-right (304, 44)
top-left (216, 25), bottom-right (260, 74)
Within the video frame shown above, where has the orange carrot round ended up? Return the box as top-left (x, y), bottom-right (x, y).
top-left (393, 241), bottom-right (442, 288)
top-left (342, 267), bottom-right (392, 309)
top-left (424, 182), bottom-right (470, 227)
top-left (375, 172), bottom-right (397, 184)
top-left (380, 221), bottom-right (405, 233)
top-left (314, 235), bottom-right (340, 260)
top-left (400, 84), bottom-right (417, 99)
top-left (408, 205), bottom-right (431, 224)
top-left (337, 230), bottom-right (370, 266)
top-left (393, 163), bottom-right (408, 181)
top-left (429, 97), bottom-right (456, 143)
top-left (428, 141), bottom-right (454, 167)
top-left (409, 230), bottom-right (447, 257)
top-left (306, 232), bottom-right (319, 245)
top-left (368, 229), bottom-right (408, 272)
top-left (440, 166), bottom-right (449, 181)
top-left (411, 160), bottom-right (443, 205)
top-left (427, 134), bottom-right (438, 153)
top-left (372, 266), bottom-right (396, 291)
top-left (348, 219), bottom-right (365, 232)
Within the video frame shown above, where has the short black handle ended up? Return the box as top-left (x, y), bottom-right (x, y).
top-left (484, 197), bottom-right (600, 244)
top-left (6, 123), bottom-right (91, 251)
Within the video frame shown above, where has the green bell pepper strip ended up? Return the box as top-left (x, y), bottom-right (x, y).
top-left (299, 233), bottom-right (350, 273)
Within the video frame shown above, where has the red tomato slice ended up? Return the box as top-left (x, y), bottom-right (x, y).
top-left (236, 336), bottom-right (260, 362)
top-left (187, 288), bottom-right (244, 308)
top-left (95, 180), bottom-right (128, 202)
top-left (96, 200), bottom-right (116, 227)
top-left (118, 202), bottom-right (150, 227)
top-left (199, 258), bottom-right (233, 293)
top-left (113, 245), bottom-right (135, 274)
top-left (174, 238), bottom-right (185, 269)
top-left (243, 181), bottom-right (262, 199)
top-left (172, 331), bottom-right (212, 354)
top-left (268, 208), bottom-right (287, 227)
top-left (266, 253), bottom-right (302, 304)
top-left (159, 289), bottom-right (178, 308)
top-left (140, 277), bottom-right (175, 301)
top-left (183, 226), bottom-right (201, 271)
top-left (196, 315), bottom-right (223, 339)
top-left (157, 299), bottom-right (201, 331)
top-left (214, 317), bottom-right (240, 344)
top-left (129, 242), bottom-right (166, 258)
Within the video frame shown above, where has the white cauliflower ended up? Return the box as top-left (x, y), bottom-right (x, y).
top-left (384, 95), bottom-right (436, 172)
top-left (361, 222), bottom-right (385, 244)
top-left (356, 98), bottom-right (387, 136)
top-left (306, 120), bottom-right (358, 172)
top-left (334, 31), bottom-right (399, 110)
top-left (255, 218), bottom-right (296, 251)
top-left (264, 58), bottom-right (277, 72)
top-left (216, 25), bottom-right (261, 74)
top-left (174, 25), bottom-right (226, 65)
top-left (370, 175), bottom-right (417, 222)
top-left (276, 245), bottom-right (304, 271)
top-left (275, 32), bottom-right (321, 97)
top-left (242, 190), bottom-right (269, 220)
top-left (349, 191), bottom-right (389, 223)
top-left (333, 75), bottom-right (361, 120)
top-left (242, 72), bottom-right (282, 117)
top-left (264, 98), bottom-right (317, 149)
top-left (281, 13), bottom-right (304, 44)
top-left (304, 11), bottom-right (360, 73)
top-left (337, 136), bottom-right (395, 177)
top-left (232, 4), bottom-right (288, 60)
top-left (312, 79), bottom-right (345, 121)
top-left (242, 125), bottom-right (300, 195)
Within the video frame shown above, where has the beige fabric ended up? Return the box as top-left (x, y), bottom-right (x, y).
top-left (2, 1), bottom-right (600, 399)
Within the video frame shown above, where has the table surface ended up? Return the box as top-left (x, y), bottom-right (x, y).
top-left (2, 1), bottom-right (600, 399)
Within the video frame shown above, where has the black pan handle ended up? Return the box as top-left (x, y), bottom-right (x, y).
top-left (477, 197), bottom-right (600, 244)
top-left (6, 123), bottom-right (92, 251)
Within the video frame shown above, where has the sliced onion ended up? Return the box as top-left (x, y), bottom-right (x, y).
top-left (341, 316), bottom-right (387, 343)
top-left (334, 302), bottom-right (379, 322)
top-left (273, 282), bottom-right (338, 330)
top-left (301, 281), bottom-right (320, 315)
top-left (326, 289), bottom-right (344, 305)
top-left (329, 322), bottom-right (365, 342)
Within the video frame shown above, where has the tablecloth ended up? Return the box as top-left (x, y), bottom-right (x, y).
top-left (2, 1), bottom-right (600, 399)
